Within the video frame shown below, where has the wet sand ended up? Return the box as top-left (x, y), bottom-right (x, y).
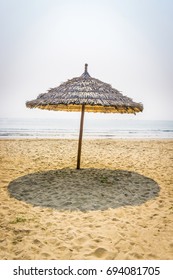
top-left (0, 139), bottom-right (173, 259)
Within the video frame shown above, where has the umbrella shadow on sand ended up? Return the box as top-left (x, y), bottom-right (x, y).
top-left (8, 169), bottom-right (160, 212)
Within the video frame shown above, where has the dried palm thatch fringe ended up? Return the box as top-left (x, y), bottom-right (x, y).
top-left (26, 64), bottom-right (143, 169)
top-left (26, 64), bottom-right (143, 114)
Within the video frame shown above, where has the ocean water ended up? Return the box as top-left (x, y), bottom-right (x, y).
top-left (0, 118), bottom-right (173, 139)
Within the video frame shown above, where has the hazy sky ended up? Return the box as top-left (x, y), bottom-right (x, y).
top-left (0, 0), bottom-right (173, 120)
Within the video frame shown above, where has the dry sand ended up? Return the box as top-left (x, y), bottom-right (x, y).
top-left (0, 139), bottom-right (173, 260)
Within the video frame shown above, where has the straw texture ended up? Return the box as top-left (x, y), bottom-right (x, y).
top-left (26, 64), bottom-right (143, 114)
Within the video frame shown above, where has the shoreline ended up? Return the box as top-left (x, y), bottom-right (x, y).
top-left (0, 139), bottom-right (173, 259)
top-left (0, 137), bottom-right (173, 140)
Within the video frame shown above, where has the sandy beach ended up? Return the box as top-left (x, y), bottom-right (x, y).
top-left (0, 138), bottom-right (173, 260)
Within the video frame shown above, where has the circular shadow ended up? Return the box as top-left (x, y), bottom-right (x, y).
top-left (8, 169), bottom-right (160, 211)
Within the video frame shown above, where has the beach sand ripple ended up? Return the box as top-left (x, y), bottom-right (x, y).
top-left (0, 139), bottom-right (173, 260)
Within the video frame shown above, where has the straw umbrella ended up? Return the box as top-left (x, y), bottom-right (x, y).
top-left (26, 64), bottom-right (143, 169)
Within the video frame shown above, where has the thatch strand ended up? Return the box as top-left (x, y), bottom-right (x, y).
top-left (26, 64), bottom-right (143, 114)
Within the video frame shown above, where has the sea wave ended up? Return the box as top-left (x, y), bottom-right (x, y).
top-left (0, 118), bottom-right (173, 139)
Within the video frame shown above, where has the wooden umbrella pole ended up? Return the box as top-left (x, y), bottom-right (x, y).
top-left (77, 104), bottom-right (85, 169)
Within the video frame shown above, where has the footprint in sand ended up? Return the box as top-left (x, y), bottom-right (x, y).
top-left (86, 247), bottom-right (116, 260)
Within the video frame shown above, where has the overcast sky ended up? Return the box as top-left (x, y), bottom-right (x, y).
top-left (0, 0), bottom-right (173, 120)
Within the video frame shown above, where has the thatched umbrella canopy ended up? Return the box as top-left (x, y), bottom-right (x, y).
top-left (26, 64), bottom-right (143, 169)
